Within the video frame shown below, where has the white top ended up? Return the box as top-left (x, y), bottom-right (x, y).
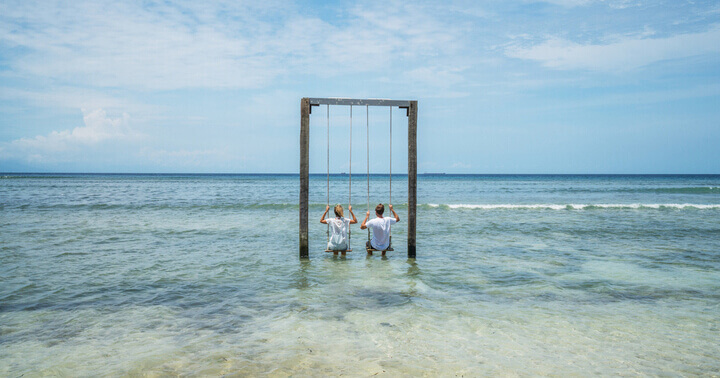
top-left (366, 217), bottom-right (397, 250)
top-left (327, 217), bottom-right (352, 250)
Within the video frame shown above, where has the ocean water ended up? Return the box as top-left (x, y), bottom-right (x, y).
top-left (1, 173), bottom-right (719, 376)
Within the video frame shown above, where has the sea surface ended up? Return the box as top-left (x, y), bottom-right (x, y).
top-left (1, 173), bottom-right (719, 376)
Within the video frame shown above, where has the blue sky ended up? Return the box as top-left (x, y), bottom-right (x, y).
top-left (1, 0), bottom-right (719, 173)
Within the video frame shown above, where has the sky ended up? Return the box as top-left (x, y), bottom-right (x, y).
top-left (0, 0), bottom-right (719, 174)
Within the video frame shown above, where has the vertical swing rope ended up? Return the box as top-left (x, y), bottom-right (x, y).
top-left (348, 106), bottom-right (352, 247)
top-left (366, 105), bottom-right (370, 242)
top-left (326, 104), bottom-right (330, 242)
top-left (389, 107), bottom-right (392, 247)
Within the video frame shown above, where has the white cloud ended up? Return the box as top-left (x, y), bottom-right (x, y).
top-left (532, 0), bottom-right (639, 8)
top-left (505, 26), bottom-right (720, 72)
top-left (0, 87), bottom-right (155, 116)
top-left (605, 0), bottom-right (641, 10)
top-left (3, 109), bottom-right (141, 160)
top-left (538, 0), bottom-right (594, 7)
top-left (405, 66), bottom-right (466, 88)
top-left (0, 0), bottom-right (466, 91)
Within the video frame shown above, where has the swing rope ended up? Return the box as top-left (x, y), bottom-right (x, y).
top-left (366, 105), bottom-right (370, 242)
top-left (326, 104), bottom-right (330, 242)
top-left (348, 106), bottom-right (352, 248)
top-left (389, 107), bottom-right (392, 247)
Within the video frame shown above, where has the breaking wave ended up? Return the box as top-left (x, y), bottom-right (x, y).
top-left (423, 203), bottom-right (720, 210)
top-left (551, 187), bottom-right (720, 194)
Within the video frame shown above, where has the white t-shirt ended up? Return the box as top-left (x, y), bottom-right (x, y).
top-left (327, 217), bottom-right (352, 250)
top-left (366, 217), bottom-right (397, 250)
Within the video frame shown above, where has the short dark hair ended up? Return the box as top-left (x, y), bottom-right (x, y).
top-left (375, 203), bottom-right (384, 215)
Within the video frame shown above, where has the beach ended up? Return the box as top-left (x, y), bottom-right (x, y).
top-left (2, 173), bottom-right (719, 375)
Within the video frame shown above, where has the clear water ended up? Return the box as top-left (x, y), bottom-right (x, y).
top-left (1, 174), bottom-right (719, 375)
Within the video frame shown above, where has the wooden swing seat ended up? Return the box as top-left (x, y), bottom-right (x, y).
top-left (325, 248), bottom-right (353, 253)
top-left (366, 246), bottom-right (394, 254)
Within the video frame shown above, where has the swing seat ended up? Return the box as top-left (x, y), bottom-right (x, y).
top-left (366, 246), bottom-right (394, 253)
top-left (366, 236), bottom-right (394, 254)
top-left (325, 248), bottom-right (353, 253)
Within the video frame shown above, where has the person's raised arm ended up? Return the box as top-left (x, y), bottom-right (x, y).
top-left (348, 205), bottom-right (358, 224)
top-left (389, 204), bottom-right (400, 222)
top-left (320, 205), bottom-right (330, 224)
top-left (360, 211), bottom-right (370, 229)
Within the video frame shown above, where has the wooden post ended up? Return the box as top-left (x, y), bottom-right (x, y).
top-left (300, 98), bottom-right (310, 258)
top-left (407, 101), bottom-right (417, 258)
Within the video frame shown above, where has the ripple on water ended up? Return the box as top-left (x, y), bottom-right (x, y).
top-left (2, 174), bottom-right (720, 375)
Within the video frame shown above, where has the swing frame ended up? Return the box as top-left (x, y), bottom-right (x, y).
top-left (300, 97), bottom-right (417, 259)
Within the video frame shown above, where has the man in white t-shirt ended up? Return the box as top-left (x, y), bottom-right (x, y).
top-left (361, 203), bottom-right (400, 255)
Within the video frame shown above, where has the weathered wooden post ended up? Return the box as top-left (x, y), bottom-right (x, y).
top-left (300, 98), bottom-right (310, 258)
top-left (407, 101), bottom-right (417, 258)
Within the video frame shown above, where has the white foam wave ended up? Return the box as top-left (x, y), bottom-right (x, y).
top-left (426, 203), bottom-right (720, 210)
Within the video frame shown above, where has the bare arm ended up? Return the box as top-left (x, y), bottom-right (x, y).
top-left (360, 211), bottom-right (370, 229)
top-left (348, 205), bottom-right (358, 224)
top-left (390, 204), bottom-right (400, 222)
top-left (320, 205), bottom-right (329, 224)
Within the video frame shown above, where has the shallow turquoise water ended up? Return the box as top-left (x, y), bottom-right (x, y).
top-left (1, 174), bottom-right (719, 375)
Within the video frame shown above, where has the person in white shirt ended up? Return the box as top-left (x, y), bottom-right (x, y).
top-left (320, 204), bottom-right (357, 255)
top-left (360, 203), bottom-right (400, 255)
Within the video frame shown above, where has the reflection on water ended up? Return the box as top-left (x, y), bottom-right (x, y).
top-left (292, 260), bottom-right (312, 290)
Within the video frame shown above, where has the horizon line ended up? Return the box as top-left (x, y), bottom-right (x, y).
top-left (3, 172), bottom-right (720, 176)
